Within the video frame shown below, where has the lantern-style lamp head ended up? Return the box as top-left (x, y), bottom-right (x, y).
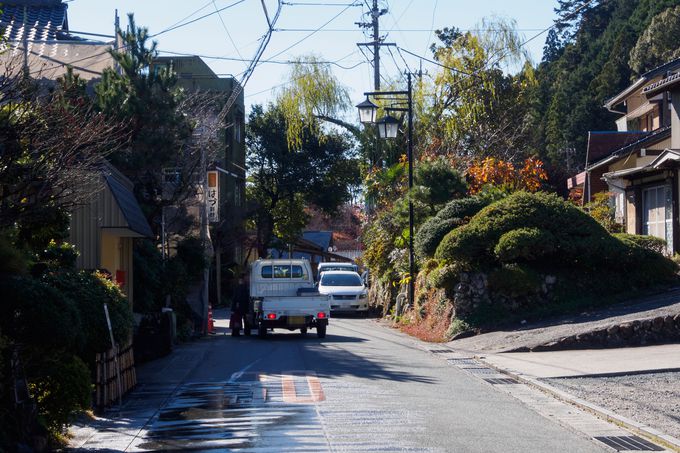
top-left (376, 114), bottom-right (400, 139)
top-left (356, 97), bottom-right (378, 124)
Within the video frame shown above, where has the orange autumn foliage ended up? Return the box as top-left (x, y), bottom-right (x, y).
top-left (466, 157), bottom-right (548, 195)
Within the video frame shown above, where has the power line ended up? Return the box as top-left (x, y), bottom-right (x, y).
top-left (265, 2), bottom-right (356, 61)
top-left (26, 0), bottom-right (251, 76)
top-left (151, 0), bottom-right (249, 38)
top-left (282, 1), bottom-right (361, 5)
top-left (398, 46), bottom-right (474, 76)
top-left (212, 0), bottom-right (248, 70)
top-left (158, 49), bottom-right (366, 70)
top-left (161, 1), bottom-right (215, 32)
top-left (424, 0), bottom-right (438, 54)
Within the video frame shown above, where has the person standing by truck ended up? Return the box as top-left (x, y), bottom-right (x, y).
top-left (230, 273), bottom-right (251, 336)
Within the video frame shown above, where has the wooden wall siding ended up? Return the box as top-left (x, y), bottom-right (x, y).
top-left (122, 237), bottom-right (133, 305)
top-left (70, 199), bottom-right (101, 270)
top-left (99, 179), bottom-right (130, 229)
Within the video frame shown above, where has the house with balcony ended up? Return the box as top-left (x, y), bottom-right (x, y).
top-left (568, 58), bottom-right (680, 254)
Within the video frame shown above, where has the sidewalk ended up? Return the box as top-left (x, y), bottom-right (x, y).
top-left (466, 345), bottom-right (680, 451)
top-left (68, 338), bottom-right (214, 451)
top-left (478, 343), bottom-right (680, 378)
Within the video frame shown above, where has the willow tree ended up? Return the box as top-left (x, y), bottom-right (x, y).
top-left (276, 55), bottom-right (355, 149)
top-left (415, 17), bottom-right (537, 162)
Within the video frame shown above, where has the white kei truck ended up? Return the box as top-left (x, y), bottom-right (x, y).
top-left (250, 259), bottom-right (330, 338)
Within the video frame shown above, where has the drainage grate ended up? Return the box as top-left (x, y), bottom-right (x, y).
top-left (428, 349), bottom-right (451, 354)
top-left (446, 358), bottom-right (478, 366)
top-left (483, 378), bottom-right (518, 385)
top-left (593, 436), bottom-right (664, 451)
top-left (464, 367), bottom-right (499, 376)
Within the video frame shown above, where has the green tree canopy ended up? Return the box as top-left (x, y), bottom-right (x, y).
top-left (246, 104), bottom-right (360, 256)
top-left (629, 5), bottom-right (680, 77)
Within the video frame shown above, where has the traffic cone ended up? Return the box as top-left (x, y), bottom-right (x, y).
top-left (208, 305), bottom-right (216, 334)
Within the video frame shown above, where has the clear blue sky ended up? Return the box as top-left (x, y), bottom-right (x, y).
top-left (67, 0), bottom-right (558, 113)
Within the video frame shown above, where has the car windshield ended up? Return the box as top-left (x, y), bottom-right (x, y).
top-left (320, 273), bottom-right (363, 287)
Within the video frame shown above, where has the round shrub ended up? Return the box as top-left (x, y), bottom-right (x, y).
top-left (494, 227), bottom-right (556, 262)
top-left (44, 271), bottom-right (133, 365)
top-left (435, 191), bottom-right (617, 267)
top-left (436, 196), bottom-right (489, 223)
top-left (614, 233), bottom-right (667, 255)
top-left (415, 217), bottom-right (460, 259)
top-left (29, 354), bottom-right (91, 432)
top-left (0, 276), bottom-right (81, 351)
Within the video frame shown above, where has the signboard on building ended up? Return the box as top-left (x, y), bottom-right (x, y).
top-left (207, 170), bottom-right (219, 223)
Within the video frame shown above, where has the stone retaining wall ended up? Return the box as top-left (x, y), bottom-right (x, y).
top-left (525, 314), bottom-right (680, 352)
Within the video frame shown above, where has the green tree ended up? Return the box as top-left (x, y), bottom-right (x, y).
top-left (246, 104), bottom-right (360, 257)
top-left (417, 18), bottom-right (536, 161)
top-left (629, 6), bottom-right (680, 76)
top-left (95, 14), bottom-right (195, 232)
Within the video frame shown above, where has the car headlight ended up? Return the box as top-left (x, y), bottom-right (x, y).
top-left (359, 291), bottom-right (368, 300)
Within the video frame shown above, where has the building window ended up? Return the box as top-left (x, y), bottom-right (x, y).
top-left (235, 183), bottom-right (242, 207)
top-left (642, 185), bottom-right (673, 253)
top-left (234, 120), bottom-right (242, 143)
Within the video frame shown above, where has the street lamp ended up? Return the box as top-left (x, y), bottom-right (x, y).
top-left (355, 97), bottom-right (378, 124)
top-left (376, 114), bottom-right (400, 139)
top-left (357, 73), bottom-right (415, 310)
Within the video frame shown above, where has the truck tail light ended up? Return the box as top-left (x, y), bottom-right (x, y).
top-left (266, 313), bottom-right (277, 320)
top-left (317, 312), bottom-right (327, 319)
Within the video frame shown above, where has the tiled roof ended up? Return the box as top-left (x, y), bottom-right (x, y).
top-left (642, 72), bottom-right (680, 97)
top-left (0, 1), bottom-right (68, 42)
top-left (586, 131), bottom-right (650, 165)
top-left (587, 126), bottom-right (671, 171)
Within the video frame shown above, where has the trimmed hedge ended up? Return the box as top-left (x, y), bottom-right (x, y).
top-left (614, 233), bottom-right (667, 255)
top-left (43, 271), bottom-right (133, 367)
top-left (415, 196), bottom-right (490, 259)
top-left (435, 191), bottom-right (678, 288)
top-left (494, 227), bottom-right (556, 262)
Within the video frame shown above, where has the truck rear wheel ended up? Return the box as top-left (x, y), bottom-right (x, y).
top-left (300, 327), bottom-right (308, 336)
top-left (317, 325), bottom-right (326, 339)
top-left (258, 323), bottom-right (267, 338)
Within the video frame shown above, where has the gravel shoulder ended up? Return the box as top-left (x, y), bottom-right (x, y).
top-left (545, 372), bottom-right (680, 441)
top-left (448, 286), bottom-right (680, 353)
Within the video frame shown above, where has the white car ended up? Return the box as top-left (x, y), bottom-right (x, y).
top-left (317, 271), bottom-right (369, 316)
top-left (316, 262), bottom-right (359, 281)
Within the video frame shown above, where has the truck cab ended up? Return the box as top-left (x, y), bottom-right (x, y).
top-left (250, 259), bottom-right (330, 338)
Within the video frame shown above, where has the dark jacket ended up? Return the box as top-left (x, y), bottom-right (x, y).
top-left (232, 282), bottom-right (250, 313)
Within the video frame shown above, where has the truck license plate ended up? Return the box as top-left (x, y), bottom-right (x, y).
top-left (288, 316), bottom-right (305, 325)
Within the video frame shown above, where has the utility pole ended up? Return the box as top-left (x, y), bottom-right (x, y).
top-left (356, 0), bottom-right (388, 90)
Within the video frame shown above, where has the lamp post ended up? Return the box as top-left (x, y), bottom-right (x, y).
top-left (356, 73), bottom-right (415, 309)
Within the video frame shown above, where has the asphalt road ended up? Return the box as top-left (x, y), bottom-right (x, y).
top-left (72, 317), bottom-right (608, 452)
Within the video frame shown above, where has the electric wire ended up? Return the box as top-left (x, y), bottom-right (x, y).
top-left (212, 0), bottom-right (248, 70)
top-left (158, 49), bottom-right (366, 70)
top-left (151, 0), bottom-right (249, 38)
top-left (264, 2), bottom-right (357, 61)
top-left (425, 0), bottom-right (438, 54)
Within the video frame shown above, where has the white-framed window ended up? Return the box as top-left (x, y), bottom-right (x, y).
top-left (642, 185), bottom-right (671, 245)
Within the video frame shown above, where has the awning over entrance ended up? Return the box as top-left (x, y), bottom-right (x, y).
top-left (102, 169), bottom-right (154, 238)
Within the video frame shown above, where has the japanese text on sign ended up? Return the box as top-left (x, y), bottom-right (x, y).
top-left (207, 170), bottom-right (219, 223)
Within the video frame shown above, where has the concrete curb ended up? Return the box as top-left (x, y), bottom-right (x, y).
top-left (476, 356), bottom-right (680, 453)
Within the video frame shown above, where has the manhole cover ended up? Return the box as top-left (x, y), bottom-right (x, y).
top-left (593, 436), bottom-right (664, 451)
